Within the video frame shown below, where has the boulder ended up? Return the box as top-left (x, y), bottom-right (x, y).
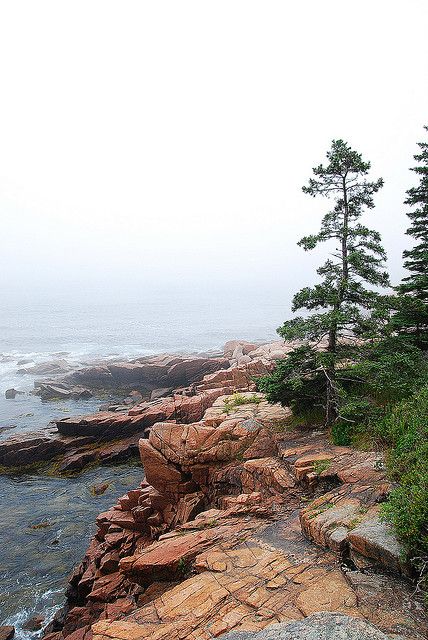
top-left (218, 612), bottom-right (404, 639)
top-left (5, 388), bottom-right (23, 399)
top-left (145, 417), bottom-right (278, 468)
top-left (22, 616), bottom-right (44, 631)
top-left (348, 516), bottom-right (406, 574)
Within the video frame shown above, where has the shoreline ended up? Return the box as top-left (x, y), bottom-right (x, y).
top-left (2, 340), bottom-right (427, 640)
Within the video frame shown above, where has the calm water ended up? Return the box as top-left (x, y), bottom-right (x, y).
top-left (0, 464), bottom-right (144, 639)
top-left (0, 290), bottom-right (287, 636)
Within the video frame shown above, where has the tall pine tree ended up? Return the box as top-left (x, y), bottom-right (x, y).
top-left (394, 126), bottom-right (428, 348)
top-left (258, 140), bottom-right (388, 425)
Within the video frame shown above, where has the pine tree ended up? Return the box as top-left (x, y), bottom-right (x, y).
top-left (259, 140), bottom-right (389, 425)
top-left (394, 126), bottom-right (428, 348)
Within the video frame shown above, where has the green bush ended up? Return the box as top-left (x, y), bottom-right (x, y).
top-left (375, 386), bottom-right (428, 591)
top-left (256, 346), bottom-right (326, 422)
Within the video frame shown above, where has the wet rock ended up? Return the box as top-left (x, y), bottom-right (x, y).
top-left (0, 432), bottom-right (95, 468)
top-left (34, 383), bottom-right (93, 401)
top-left (218, 612), bottom-right (405, 639)
top-left (90, 483), bottom-right (110, 496)
top-left (0, 426), bottom-right (16, 434)
top-left (22, 615), bottom-right (44, 631)
top-left (5, 388), bottom-right (24, 399)
top-left (0, 627), bottom-right (14, 640)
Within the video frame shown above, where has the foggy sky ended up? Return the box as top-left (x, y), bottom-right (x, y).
top-left (1, 0), bottom-right (428, 306)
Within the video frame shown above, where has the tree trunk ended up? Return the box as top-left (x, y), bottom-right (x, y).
top-left (325, 325), bottom-right (338, 425)
top-left (325, 175), bottom-right (350, 426)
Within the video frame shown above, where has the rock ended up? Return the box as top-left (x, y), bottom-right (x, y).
top-left (56, 388), bottom-right (226, 439)
top-left (0, 426), bottom-right (16, 434)
top-left (44, 393), bottom-right (428, 640)
top-left (61, 355), bottom-right (230, 392)
top-left (17, 359), bottom-right (72, 376)
top-left (218, 612), bottom-right (404, 639)
top-left (34, 383), bottom-right (93, 401)
top-left (223, 340), bottom-right (258, 358)
top-left (57, 437), bottom-right (140, 474)
top-left (5, 388), bottom-right (23, 399)
top-left (22, 615), bottom-right (44, 631)
top-left (0, 627), bottom-right (14, 640)
top-left (196, 358), bottom-right (273, 392)
top-left (120, 507), bottom-right (265, 586)
top-left (203, 392), bottom-right (291, 429)
top-left (123, 391), bottom-right (143, 406)
top-left (348, 516), bottom-right (406, 574)
top-left (57, 451), bottom-right (100, 474)
top-left (150, 388), bottom-right (172, 401)
top-left (0, 432), bottom-right (94, 467)
top-left (91, 483), bottom-right (110, 496)
top-left (139, 417), bottom-right (278, 501)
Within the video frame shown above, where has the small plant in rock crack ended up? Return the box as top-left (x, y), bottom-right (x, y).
top-left (223, 393), bottom-right (261, 414)
top-left (313, 459), bottom-right (332, 474)
top-left (177, 557), bottom-right (189, 576)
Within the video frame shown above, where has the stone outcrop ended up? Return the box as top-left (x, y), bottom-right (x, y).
top-left (52, 355), bottom-right (231, 396)
top-left (219, 612), bottom-right (405, 639)
top-left (282, 434), bottom-right (406, 576)
top-left (45, 384), bottom-right (427, 640)
top-left (0, 389), bottom-right (229, 471)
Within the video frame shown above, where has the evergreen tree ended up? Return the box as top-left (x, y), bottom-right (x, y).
top-left (394, 126), bottom-right (428, 348)
top-left (259, 140), bottom-right (388, 425)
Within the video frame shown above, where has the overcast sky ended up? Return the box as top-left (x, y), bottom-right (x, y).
top-left (1, 0), bottom-right (427, 306)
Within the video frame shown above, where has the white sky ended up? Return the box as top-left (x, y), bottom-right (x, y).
top-left (1, 0), bottom-right (428, 305)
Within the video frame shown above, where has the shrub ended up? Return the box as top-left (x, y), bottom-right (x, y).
top-left (377, 386), bottom-right (428, 592)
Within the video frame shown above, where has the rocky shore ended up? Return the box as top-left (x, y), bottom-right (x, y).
top-left (2, 340), bottom-right (427, 639)
top-left (0, 341), bottom-right (286, 473)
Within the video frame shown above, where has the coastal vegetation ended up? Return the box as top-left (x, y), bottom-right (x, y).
top-left (258, 126), bottom-right (428, 595)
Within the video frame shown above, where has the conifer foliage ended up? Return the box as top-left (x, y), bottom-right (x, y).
top-left (258, 140), bottom-right (388, 425)
top-left (394, 126), bottom-right (428, 347)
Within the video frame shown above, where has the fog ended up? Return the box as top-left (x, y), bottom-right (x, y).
top-left (1, 0), bottom-right (427, 308)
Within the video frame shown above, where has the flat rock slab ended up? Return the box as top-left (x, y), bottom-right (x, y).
top-left (219, 612), bottom-right (404, 639)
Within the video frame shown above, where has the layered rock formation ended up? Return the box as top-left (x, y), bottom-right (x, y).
top-left (0, 342), bottom-right (282, 472)
top-left (43, 389), bottom-right (427, 640)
